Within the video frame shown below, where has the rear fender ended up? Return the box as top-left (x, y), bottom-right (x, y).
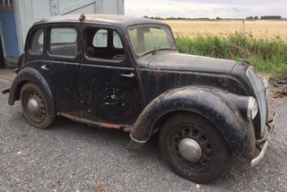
top-left (8, 67), bottom-right (56, 117)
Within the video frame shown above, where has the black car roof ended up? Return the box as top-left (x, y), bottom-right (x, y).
top-left (34, 14), bottom-right (167, 28)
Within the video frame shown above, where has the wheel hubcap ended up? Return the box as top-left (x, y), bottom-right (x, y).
top-left (27, 98), bottom-right (40, 115)
top-left (178, 138), bottom-right (202, 162)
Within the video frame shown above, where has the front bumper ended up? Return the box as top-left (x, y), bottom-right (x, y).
top-left (251, 112), bottom-right (277, 167)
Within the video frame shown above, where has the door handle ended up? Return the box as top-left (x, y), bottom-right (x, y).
top-left (41, 64), bottom-right (49, 71)
top-left (121, 72), bottom-right (135, 78)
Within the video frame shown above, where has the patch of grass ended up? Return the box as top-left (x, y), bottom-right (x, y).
top-left (176, 32), bottom-right (287, 77)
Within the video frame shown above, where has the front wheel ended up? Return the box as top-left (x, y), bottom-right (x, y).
top-left (159, 113), bottom-right (229, 184)
top-left (20, 82), bottom-right (55, 129)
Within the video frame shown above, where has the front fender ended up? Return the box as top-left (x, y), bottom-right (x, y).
top-left (8, 67), bottom-right (56, 117)
top-left (128, 87), bottom-right (256, 160)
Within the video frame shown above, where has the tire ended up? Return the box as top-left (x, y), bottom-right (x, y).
top-left (159, 112), bottom-right (229, 184)
top-left (20, 82), bottom-right (55, 129)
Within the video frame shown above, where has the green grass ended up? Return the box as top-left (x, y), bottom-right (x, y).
top-left (176, 32), bottom-right (287, 77)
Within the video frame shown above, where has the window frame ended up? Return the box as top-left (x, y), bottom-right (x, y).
top-left (84, 25), bottom-right (126, 63)
top-left (127, 24), bottom-right (176, 57)
top-left (28, 28), bottom-right (44, 55)
top-left (47, 25), bottom-right (79, 59)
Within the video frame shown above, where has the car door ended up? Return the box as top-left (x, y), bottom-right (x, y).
top-left (41, 24), bottom-right (82, 117)
top-left (80, 25), bottom-right (143, 124)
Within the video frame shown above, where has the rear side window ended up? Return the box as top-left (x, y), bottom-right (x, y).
top-left (30, 29), bottom-right (44, 54)
top-left (49, 28), bottom-right (77, 57)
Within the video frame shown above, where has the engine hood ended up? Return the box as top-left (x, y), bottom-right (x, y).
top-left (139, 51), bottom-right (237, 74)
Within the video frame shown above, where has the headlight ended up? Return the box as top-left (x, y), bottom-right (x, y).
top-left (247, 97), bottom-right (258, 120)
top-left (236, 96), bottom-right (258, 121)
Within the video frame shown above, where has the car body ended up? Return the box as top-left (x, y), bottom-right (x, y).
top-left (5, 14), bottom-right (276, 184)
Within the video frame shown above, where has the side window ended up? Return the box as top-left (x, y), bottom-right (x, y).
top-left (30, 29), bottom-right (44, 54)
top-left (49, 28), bottom-right (77, 57)
top-left (93, 29), bottom-right (108, 47)
top-left (113, 31), bottom-right (123, 48)
top-left (86, 28), bottom-right (125, 61)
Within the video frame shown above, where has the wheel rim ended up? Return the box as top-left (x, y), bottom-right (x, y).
top-left (24, 90), bottom-right (46, 122)
top-left (171, 125), bottom-right (214, 169)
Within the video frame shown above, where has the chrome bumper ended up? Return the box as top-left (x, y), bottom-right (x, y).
top-left (251, 112), bottom-right (277, 167)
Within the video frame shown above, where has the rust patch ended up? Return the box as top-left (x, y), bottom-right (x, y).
top-left (59, 112), bottom-right (132, 133)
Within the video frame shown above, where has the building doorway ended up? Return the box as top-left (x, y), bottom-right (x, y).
top-left (0, 37), bottom-right (4, 69)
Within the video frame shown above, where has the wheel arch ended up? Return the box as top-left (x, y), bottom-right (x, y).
top-left (127, 87), bottom-right (256, 160)
top-left (11, 80), bottom-right (29, 102)
top-left (8, 67), bottom-right (56, 117)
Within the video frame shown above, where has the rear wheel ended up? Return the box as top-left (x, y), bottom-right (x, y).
top-left (159, 113), bottom-right (229, 184)
top-left (20, 82), bottom-right (55, 129)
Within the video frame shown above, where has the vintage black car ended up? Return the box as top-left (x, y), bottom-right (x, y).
top-left (5, 14), bottom-right (276, 184)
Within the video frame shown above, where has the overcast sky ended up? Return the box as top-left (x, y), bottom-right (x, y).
top-left (125, 0), bottom-right (287, 19)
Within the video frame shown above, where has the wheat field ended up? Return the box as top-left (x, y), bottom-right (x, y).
top-left (164, 20), bottom-right (287, 39)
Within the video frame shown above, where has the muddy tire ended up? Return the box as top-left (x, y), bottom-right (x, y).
top-left (20, 82), bottom-right (55, 129)
top-left (159, 113), bottom-right (229, 184)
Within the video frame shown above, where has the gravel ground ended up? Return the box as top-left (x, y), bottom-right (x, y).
top-left (0, 69), bottom-right (286, 192)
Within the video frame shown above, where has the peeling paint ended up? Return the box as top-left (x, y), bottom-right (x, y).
top-left (59, 112), bottom-right (133, 133)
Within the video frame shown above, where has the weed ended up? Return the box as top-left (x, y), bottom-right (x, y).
top-left (176, 31), bottom-right (287, 77)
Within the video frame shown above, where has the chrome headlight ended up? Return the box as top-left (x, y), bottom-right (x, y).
top-left (236, 96), bottom-right (258, 121)
top-left (247, 97), bottom-right (258, 120)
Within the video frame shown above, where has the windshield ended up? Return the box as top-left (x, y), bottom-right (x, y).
top-left (128, 25), bottom-right (176, 56)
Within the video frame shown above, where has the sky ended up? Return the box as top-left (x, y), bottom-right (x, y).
top-left (125, 0), bottom-right (287, 19)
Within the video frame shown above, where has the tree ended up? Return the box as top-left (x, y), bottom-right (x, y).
top-left (261, 15), bottom-right (282, 20)
top-left (246, 16), bottom-right (259, 20)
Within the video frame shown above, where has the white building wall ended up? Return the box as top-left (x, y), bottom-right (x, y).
top-left (13, 0), bottom-right (124, 53)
